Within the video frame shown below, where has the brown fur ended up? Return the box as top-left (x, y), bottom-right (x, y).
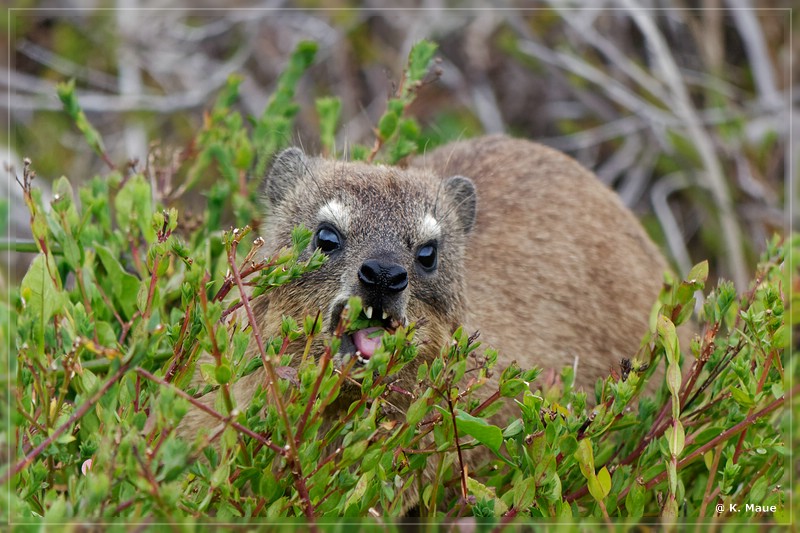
top-left (412, 135), bottom-right (667, 395)
top-left (177, 134), bottom-right (670, 508)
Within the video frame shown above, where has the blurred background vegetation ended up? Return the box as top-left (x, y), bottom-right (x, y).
top-left (2, 2), bottom-right (796, 293)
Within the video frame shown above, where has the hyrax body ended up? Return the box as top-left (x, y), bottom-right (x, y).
top-left (180, 134), bottom-right (667, 444)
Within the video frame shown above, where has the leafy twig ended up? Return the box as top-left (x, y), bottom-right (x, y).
top-left (3, 359), bottom-right (132, 485)
top-left (226, 229), bottom-right (317, 523)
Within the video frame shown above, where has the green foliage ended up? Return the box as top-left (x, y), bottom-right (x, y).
top-left (253, 40), bottom-right (318, 178)
top-left (5, 36), bottom-right (790, 528)
top-left (56, 79), bottom-right (108, 165)
top-left (358, 40), bottom-right (440, 165)
top-left (315, 96), bottom-right (342, 156)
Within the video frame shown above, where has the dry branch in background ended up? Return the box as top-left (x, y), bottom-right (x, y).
top-left (5, 4), bottom-right (792, 287)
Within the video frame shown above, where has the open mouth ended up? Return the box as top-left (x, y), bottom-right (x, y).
top-left (332, 303), bottom-right (405, 365)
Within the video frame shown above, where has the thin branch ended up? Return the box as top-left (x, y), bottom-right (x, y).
top-left (511, 24), bottom-right (676, 127)
top-left (3, 360), bottom-right (132, 485)
top-left (135, 368), bottom-right (283, 455)
top-left (622, 3), bottom-right (749, 290)
top-left (616, 387), bottom-right (789, 504)
top-left (553, 4), bottom-right (672, 104)
top-left (725, 0), bottom-right (782, 108)
top-left (227, 233), bottom-right (317, 524)
top-left (650, 172), bottom-right (695, 277)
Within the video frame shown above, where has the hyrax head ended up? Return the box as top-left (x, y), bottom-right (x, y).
top-left (259, 147), bottom-right (476, 400)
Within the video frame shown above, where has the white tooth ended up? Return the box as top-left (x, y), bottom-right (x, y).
top-left (365, 306), bottom-right (373, 319)
top-left (382, 310), bottom-right (388, 320)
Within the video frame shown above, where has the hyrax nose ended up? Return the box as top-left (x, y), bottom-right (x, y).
top-left (358, 259), bottom-right (408, 293)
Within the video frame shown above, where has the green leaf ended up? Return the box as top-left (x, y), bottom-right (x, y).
top-left (749, 475), bottom-right (768, 503)
top-left (625, 479), bottom-right (646, 518)
top-left (345, 471), bottom-right (373, 511)
top-left (502, 418), bottom-right (524, 438)
top-left (666, 362), bottom-right (682, 397)
top-left (587, 475), bottom-right (605, 503)
top-left (512, 476), bottom-right (536, 510)
top-left (657, 315), bottom-right (679, 366)
top-left (316, 97), bottom-right (342, 154)
top-left (573, 439), bottom-right (595, 478)
top-left (704, 450), bottom-right (715, 471)
top-left (416, 361), bottom-right (428, 383)
top-left (95, 244), bottom-right (141, 320)
top-left (406, 40), bottom-right (438, 86)
top-left (686, 260), bottom-right (709, 286)
top-left (405, 389), bottom-right (431, 426)
top-left (57, 79), bottom-right (107, 158)
top-left (114, 174), bottom-right (156, 243)
top-left (730, 386), bottom-right (755, 407)
top-left (559, 435), bottom-right (578, 457)
top-left (378, 112), bottom-right (399, 140)
top-left (136, 281), bottom-right (149, 314)
top-left (454, 409), bottom-right (503, 453)
top-left (213, 74), bottom-right (242, 110)
top-left (596, 466), bottom-right (611, 498)
top-left (215, 364), bottom-right (232, 385)
top-left (20, 254), bottom-right (65, 355)
top-left (500, 378), bottom-right (527, 398)
top-left (665, 420), bottom-right (685, 456)
top-left (466, 477), bottom-right (508, 515)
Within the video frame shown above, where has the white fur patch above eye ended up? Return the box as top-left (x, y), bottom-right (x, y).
top-left (317, 199), bottom-right (351, 230)
top-left (421, 213), bottom-right (441, 242)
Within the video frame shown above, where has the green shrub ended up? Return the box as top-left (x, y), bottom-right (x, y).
top-left (3, 39), bottom-right (791, 528)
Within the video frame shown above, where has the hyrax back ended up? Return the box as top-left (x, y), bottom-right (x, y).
top-left (412, 135), bottom-right (667, 393)
top-left (180, 134), bottom-right (667, 439)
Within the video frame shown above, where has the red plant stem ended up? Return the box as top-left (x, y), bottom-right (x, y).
top-left (3, 360), bottom-right (132, 485)
top-left (619, 332), bottom-right (742, 470)
top-left (198, 272), bottom-right (233, 413)
top-left (698, 444), bottom-right (723, 517)
top-left (294, 344), bottom-right (329, 443)
top-left (100, 151), bottom-right (116, 171)
top-left (112, 498), bottom-right (136, 515)
top-left (470, 389), bottom-right (501, 417)
top-left (445, 393), bottom-right (469, 500)
top-left (734, 341), bottom-right (779, 463)
top-left (95, 281), bottom-right (126, 332)
top-left (131, 445), bottom-right (170, 519)
top-left (73, 269), bottom-right (99, 344)
top-left (490, 506), bottom-right (519, 533)
top-left (616, 387), bottom-right (790, 504)
top-left (679, 321), bottom-right (720, 407)
top-left (134, 368), bottom-right (283, 455)
top-left (213, 255), bottom-right (273, 304)
top-left (228, 238), bottom-right (317, 524)
top-left (307, 446), bottom-right (344, 478)
top-left (142, 255), bottom-right (161, 320)
top-left (164, 301), bottom-right (194, 383)
top-left (220, 301), bottom-right (243, 321)
top-left (134, 374), bottom-right (141, 413)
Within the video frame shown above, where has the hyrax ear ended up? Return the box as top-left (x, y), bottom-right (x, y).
top-left (263, 147), bottom-right (308, 206)
top-left (444, 175), bottom-right (477, 234)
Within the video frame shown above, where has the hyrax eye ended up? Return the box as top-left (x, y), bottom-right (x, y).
top-left (416, 243), bottom-right (438, 271)
top-left (315, 225), bottom-right (342, 254)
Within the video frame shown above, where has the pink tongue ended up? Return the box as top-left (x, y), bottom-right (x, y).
top-left (353, 327), bottom-right (385, 359)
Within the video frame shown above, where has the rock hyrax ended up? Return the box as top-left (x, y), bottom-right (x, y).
top-left (181, 134), bottom-right (668, 437)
